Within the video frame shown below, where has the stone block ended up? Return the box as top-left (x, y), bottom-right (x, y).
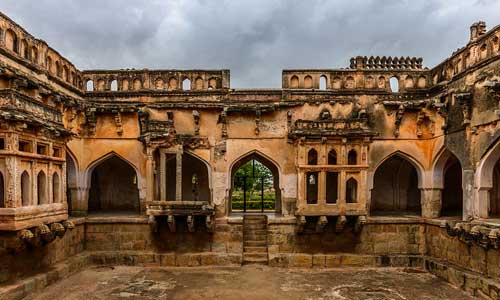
top-left (325, 255), bottom-right (342, 268)
top-left (288, 253), bottom-right (312, 268)
top-left (159, 253), bottom-right (176, 266)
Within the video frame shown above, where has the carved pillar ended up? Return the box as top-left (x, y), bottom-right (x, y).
top-left (159, 150), bottom-right (166, 201)
top-left (145, 147), bottom-right (154, 203)
top-left (176, 150), bottom-right (183, 201)
top-left (5, 156), bottom-right (17, 208)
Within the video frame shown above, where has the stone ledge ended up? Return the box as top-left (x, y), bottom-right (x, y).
top-left (424, 256), bottom-right (500, 300)
top-left (85, 215), bottom-right (149, 224)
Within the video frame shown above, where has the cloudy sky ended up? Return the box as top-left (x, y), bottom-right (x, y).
top-left (0, 0), bottom-right (499, 87)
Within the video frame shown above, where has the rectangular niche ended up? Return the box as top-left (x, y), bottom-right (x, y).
top-left (37, 143), bottom-right (48, 155)
top-left (326, 172), bottom-right (339, 204)
top-left (19, 140), bottom-right (32, 152)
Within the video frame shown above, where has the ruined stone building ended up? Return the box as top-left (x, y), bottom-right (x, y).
top-left (0, 11), bottom-right (500, 299)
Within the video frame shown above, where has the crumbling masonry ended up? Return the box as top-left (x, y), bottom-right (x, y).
top-left (0, 12), bottom-right (500, 299)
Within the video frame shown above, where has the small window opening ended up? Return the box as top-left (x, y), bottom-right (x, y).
top-left (307, 149), bottom-right (318, 165)
top-left (19, 140), bottom-right (32, 152)
top-left (110, 80), bottom-right (118, 91)
top-left (348, 150), bottom-right (357, 165)
top-left (37, 143), bottom-right (48, 155)
top-left (182, 78), bottom-right (191, 90)
top-left (328, 149), bottom-right (337, 165)
top-left (389, 76), bottom-right (399, 93)
top-left (346, 177), bottom-right (358, 203)
top-left (53, 147), bottom-right (62, 157)
top-left (319, 75), bottom-right (327, 90)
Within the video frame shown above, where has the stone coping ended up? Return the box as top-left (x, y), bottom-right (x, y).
top-left (85, 215), bottom-right (149, 224)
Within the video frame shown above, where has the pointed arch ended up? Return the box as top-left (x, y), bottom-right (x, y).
top-left (52, 172), bottom-right (60, 203)
top-left (66, 148), bottom-right (79, 214)
top-left (328, 149), bottom-right (337, 165)
top-left (37, 171), bottom-right (47, 205)
top-left (370, 152), bottom-right (422, 216)
top-left (432, 148), bottom-right (463, 217)
top-left (476, 139), bottom-right (500, 218)
top-left (21, 171), bottom-right (30, 206)
top-left (229, 150), bottom-right (282, 214)
top-left (346, 177), bottom-right (358, 203)
top-left (86, 152), bottom-right (140, 213)
top-left (307, 148), bottom-right (318, 165)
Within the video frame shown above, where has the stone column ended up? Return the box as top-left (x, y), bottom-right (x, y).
top-left (462, 169), bottom-right (475, 220)
top-left (159, 150), bottom-right (166, 201)
top-left (421, 188), bottom-right (441, 218)
top-left (176, 150), bottom-right (183, 201)
top-left (318, 171), bottom-right (326, 204)
top-left (145, 147), bottom-right (155, 203)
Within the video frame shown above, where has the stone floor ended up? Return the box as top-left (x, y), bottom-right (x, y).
top-left (26, 266), bottom-right (474, 300)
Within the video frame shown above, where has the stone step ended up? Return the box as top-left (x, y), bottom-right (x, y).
top-left (244, 240), bottom-right (267, 247)
top-left (243, 252), bottom-right (268, 260)
top-left (242, 257), bottom-right (268, 265)
top-left (243, 220), bottom-right (267, 224)
top-left (243, 229), bottom-right (267, 235)
top-left (243, 246), bottom-right (267, 253)
top-left (243, 234), bottom-right (267, 241)
top-left (243, 215), bottom-right (267, 220)
top-left (243, 224), bottom-right (267, 230)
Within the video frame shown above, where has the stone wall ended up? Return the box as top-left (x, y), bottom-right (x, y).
top-left (0, 218), bottom-right (85, 284)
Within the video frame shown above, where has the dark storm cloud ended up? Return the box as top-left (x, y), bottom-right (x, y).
top-left (0, 0), bottom-right (499, 87)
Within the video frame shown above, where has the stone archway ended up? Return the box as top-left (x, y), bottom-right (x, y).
top-left (433, 150), bottom-right (463, 217)
top-left (371, 154), bottom-right (422, 216)
top-left (229, 151), bottom-right (281, 214)
top-left (88, 155), bottom-right (140, 213)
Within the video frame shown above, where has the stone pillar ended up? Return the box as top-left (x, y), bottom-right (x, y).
top-left (145, 147), bottom-right (155, 203)
top-left (176, 150), bottom-right (183, 201)
top-left (159, 150), bottom-right (166, 201)
top-left (5, 156), bottom-right (17, 208)
top-left (70, 187), bottom-right (90, 217)
top-left (318, 171), bottom-right (326, 204)
top-left (462, 169), bottom-right (475, 221)
top-left (421, 188), bottom-right (441, 218)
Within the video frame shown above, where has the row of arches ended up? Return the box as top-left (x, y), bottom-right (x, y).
top-left (61, 143), bottom-right (500, 219)
top-left (17, 170), bottom-right (61, 207)
top-left (85, 76), bottom-right (219, 92)
top-left (288, 74), bottom-right (427, 91)
top-left (0, 27), bottom-right (81, 89)
top-left (306, 148), bottom-right (358, 165)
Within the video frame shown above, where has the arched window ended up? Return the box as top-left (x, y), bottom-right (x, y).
top-left (55, 61), bottom-right (62, 77)
top-left (31, 47), bottom-right (38, 63)
top-left (21, 39), bottom-right (29, 59)
top-left (46, 56), bottom-right (52, 72)
top-left (121, 79), bottom-right (129, 91)
top-left (182, 78), bottom-right (191, 90)
top-left (89, 155), bottom-right (140, 213)
top-left (52, 172), bottom-right (60, 203)
top-left (5, 29), bottom-right (18, 53)
top-left (168, 77), bottom-right (178, 90)
top-left (405, 76), bottom-right (414, 88)
top-left (133, 78), bottom-right (142, 90)
top-left (417, 75), bottom-right (426, 88)
top-left (319, 75), bottom-right (327, 90)
top-left (346, 178), bottom-right (358, 203)
top-left (290, 75), bottom-right (299, 88)
top-left (194, 77), bottom-right (203, 90)
top-left (345, 76), bottom-right (355, 89)
top-left (371, 155), bottom-right (421, 215)
top-left (304, 75), bottom-right (313, 88)
top-left (0, 171), bottom-right (5, 208)
top-left (63, 66), bottom-right (69, 82)
top-left (37, 171), bottom-right (47, 205)
top-left (389, 76), bottom-right (399, 92)
top-left (154, 78), bottom-right (164, 90)
top-left (480, 43), bottom-right (487, 59)
top-left (307, 149), bottom-right (318, 165)
top-left (347, 150), bottom-right (357, 165)
top-left (110, 79), bottom-right (118, 91)
top-left (86, 80), bottom-right (94, 92)
top-left (21, 171), bottom-right (30, 206)
top-left (328, 149), bottom-right (337, 165)
top-left (208, 77), bottom-right (217, 89)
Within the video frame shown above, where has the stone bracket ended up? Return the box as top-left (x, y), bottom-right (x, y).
top-left (315, 216), bottom-right (328, 233)
top-left (335, 216), bottom-right (347, 233)
top-left (296, 216), bottom-right (306, 233)
top-left (445, 222), bottom-right (500, 249)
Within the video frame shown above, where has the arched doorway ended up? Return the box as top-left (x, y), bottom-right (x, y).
top-left (491, 160), bottom-right (500, 217)
top-left (88, 155), bottom-right (139, 213)
top-left (441, 154), bottom-right (463, 216)
top-left (371, 154), bottom-right (421, 216)
top-left (230, 152), bottom-right (280, 213)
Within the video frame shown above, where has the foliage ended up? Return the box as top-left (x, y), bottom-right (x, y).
top-left (232, 159), bottom-right (275, 210)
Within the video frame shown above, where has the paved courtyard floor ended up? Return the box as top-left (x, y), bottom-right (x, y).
top-left (27, 266), bottom-right (474, 300)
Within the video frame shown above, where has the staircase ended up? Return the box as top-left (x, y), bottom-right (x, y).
top-left (242, 215), bottom-right (268, 265)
